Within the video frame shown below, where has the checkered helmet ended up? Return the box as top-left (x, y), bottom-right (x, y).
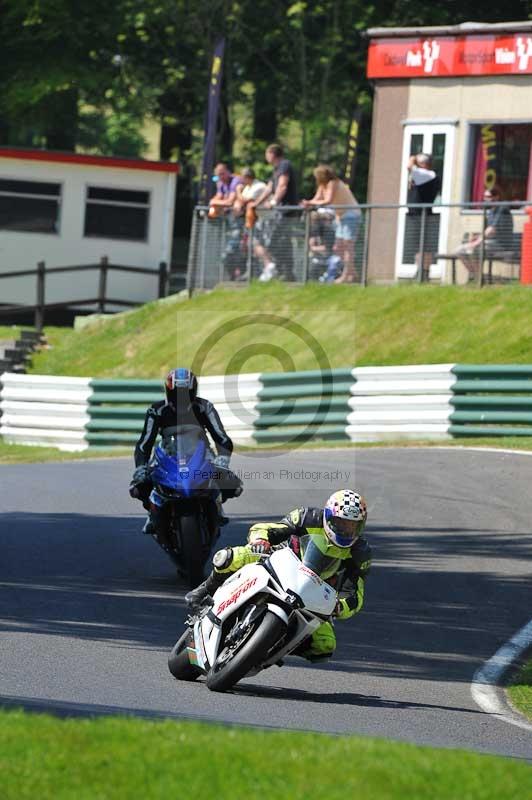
top-left (323, 490), bottom-right (367, 548)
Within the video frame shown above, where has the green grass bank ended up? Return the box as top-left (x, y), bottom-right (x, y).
top-left (508, 659), bottom-right (532, 722)
top-left (1, 709), bottom-right (530, 800)
top-left (29, 283), bottom-right (532, 378)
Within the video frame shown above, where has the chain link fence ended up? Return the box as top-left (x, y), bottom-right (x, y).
top-left (187, 202), bottom-right (527, 289)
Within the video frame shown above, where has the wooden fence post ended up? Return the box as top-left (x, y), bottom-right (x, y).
top-left (158, 261), bottom-right (168, 298)
top-left (98, 256), bottom-right (108, 313)
top-left (34, 261), bottom-right (46, 331)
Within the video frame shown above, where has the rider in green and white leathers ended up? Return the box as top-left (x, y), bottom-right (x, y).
top-left (186, 506), bottom-right (372, 660)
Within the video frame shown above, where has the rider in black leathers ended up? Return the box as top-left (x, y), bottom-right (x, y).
top-left (130, 368), bottom-right (238, 538)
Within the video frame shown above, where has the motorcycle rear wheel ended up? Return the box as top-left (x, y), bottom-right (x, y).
top-left (206, 610), bottom-right (286, 693)
top-left (168, 630), bottom-right (202, 681)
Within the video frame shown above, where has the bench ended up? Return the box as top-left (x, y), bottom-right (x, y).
top-left (436, 232), bottom-right (522, 285)
top-left (483, 233), bottom-right (522, 284)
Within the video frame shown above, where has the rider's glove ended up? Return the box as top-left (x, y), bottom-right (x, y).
top-left (249, 538), bottom-right (272, 555)
top-left (131, 465), bottom-right (149, 485)
top-left (213, 455), bottom-right (230, 470)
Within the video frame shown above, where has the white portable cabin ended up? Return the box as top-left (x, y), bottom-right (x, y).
top-left (0, 147), bottom-right (179, 307)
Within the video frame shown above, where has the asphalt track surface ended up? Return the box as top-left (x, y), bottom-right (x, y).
top-left (1, 448), bottom-right (531, 760)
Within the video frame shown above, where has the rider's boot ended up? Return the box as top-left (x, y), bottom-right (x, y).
top-left (185, 569), bottom-right (226, 609)
top-left (142, 517), bottom-right (156, 535)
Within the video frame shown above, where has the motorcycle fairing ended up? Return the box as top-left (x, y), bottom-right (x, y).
top-left (151, 439), bottom-right (215, 498)
top-left (268, 547), bottom-right (337, 616)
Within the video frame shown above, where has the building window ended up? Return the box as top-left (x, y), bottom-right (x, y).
top-left (0, 178), bottom-right (61, 234)
top-left (84, 186), bottom-right (150, 241)
top-left (467, 123), bottom-right (532, 202)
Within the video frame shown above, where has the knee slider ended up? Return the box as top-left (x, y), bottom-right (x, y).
top-left (213, 547), bottom-right (233, 571)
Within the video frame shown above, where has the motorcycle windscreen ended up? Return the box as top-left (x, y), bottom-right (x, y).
top-left (269, 545), bottom-right (337, 616)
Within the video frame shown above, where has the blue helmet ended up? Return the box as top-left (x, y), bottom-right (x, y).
top-left (165, 368), bottom-right (198, 407)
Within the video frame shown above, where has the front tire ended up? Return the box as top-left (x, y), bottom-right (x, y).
top-left (178, 515), bottom-right (207, 588)
top-left (168, 630), bottom-right (202, 681)
top-left (206, 610), bottom-right (286, 693)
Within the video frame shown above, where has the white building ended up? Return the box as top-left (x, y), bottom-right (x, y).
top-left (0, 147), bottom-right (179, 307)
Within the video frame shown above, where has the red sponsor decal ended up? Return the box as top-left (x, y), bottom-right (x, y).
top-left (216, 577), bottom-right (258, 614)
top-left (367, 34), bottom-right (532, 79)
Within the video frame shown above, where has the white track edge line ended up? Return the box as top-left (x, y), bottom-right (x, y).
top-left (471, 619), bottom-right (532, 733)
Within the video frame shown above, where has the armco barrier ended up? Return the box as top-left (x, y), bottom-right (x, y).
top-left (449, 365), bottom-right (532, 437)
top-left (4, 365), bottom-right (532, 450)
top-left (254, 369), bottom-right (353, 443)
top-left (347, 365), bottom-right (454, 441)
top-left (86, 374), bottom-right (261, 448)
top-left (0, 373), bottom-right (91, 450)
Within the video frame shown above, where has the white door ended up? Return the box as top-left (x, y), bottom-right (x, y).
top-left (395, 125), bottom-right (455, 279)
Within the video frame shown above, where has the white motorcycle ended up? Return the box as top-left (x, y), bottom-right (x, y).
top-left (168, 535), bottom-right (338, 692)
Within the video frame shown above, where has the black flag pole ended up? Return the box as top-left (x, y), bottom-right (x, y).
top-left (199, 38), bottom-right (225, 206)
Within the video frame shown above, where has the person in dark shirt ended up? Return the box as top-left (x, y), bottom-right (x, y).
top-left (406, 153), bottom-right (441, 281)
top-left (130, 368), bottom-right (237, 538)
top-left (185, 490), bottom-right (372, 662)
top-left (456, 186), bottom-right (514, 280)
top-left (250, 143), bottom-right (298, 280)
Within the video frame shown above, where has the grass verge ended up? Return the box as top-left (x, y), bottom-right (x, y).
top-left (508, 659), bottom-right (532, 722)
top-left (29, 283), bottom-right (532, 378)
top-left (0, 440), bottom-right (129, 464)
top-left (0, 709), bottom-right (530, 800)
top-left (2, 437), bottom-right (532, 464)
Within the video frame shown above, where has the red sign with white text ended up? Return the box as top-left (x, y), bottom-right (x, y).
top-left (367, 35), bottom-right (532, 78)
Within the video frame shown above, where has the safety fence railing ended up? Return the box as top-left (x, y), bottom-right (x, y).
top-left (3, 366), bottom-right (532, 451)
top-left (0, 257), bottom-right (169, 330)
top-left (187, 201), bottom-right (530, 290)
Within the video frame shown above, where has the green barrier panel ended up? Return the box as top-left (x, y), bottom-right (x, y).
top-left (90, 379), bottom-right (161, 389)
top-left (450, 411), bottom-right (532, 423)
top-left (451, 396), bottom-right (532, 408)
top-left (86, 419), bottom-right (144, 432)
top-left (89, 392), bottom-right (161, 404)
top-left (452, 380), bottom-right (532, 393)
top-left (89, 407), bottom-right (146, 419)
top-left (449, 425), bottom-right (532, 437)
top-left (260, 369), bottom-right (353, 386)
top-left (253, 425), bottom-right (348, 442)
top-left (452, 365), bottom-right (532, 377)
top-left (254, 411), bottom-right (349, 428)
top-left (257, 382), bottom-right (353, 400)
top-left (86, 431), bottom-right (139, 443)
top-left (256, 397), bottom-right (350, 413)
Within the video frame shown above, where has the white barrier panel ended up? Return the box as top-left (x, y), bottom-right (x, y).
top-left (0, 373), bottom-right (90, 450)
top-left (347, 366), bottom-right (455, 441)
top-left (351, 365), bottom-right (455, 396)
top-left (198, 373), bottom-right (262, 405)
top-left (346, 423), bottom-right (450, 441)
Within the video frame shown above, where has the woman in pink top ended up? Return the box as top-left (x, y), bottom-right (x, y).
top-left (302, 165), bottom-right (361, 283)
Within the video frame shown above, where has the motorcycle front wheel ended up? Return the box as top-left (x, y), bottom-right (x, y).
top-left (168, 630), bottom-right (202, 681)
top-left (206, 610), bottom-right (286, 693)
top-left (177, 514), bottom-right (207, 588)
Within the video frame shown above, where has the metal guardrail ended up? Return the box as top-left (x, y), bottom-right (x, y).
top-left (187, 201), bottom-right (528, 290)
top-left (0, 257), bottom-right (169, 330)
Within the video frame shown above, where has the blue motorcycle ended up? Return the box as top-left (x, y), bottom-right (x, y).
top-left (148, 429), bottom-right (225, 586)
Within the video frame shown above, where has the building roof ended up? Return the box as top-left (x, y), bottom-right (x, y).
top-left (366, 21), bottom-right (532, 39)
top-left (0, 147), bottom-right (180, 173)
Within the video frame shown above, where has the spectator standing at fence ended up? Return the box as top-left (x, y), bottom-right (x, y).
top-left (406, 153), bottom-right (440, 281)
top-left (209, 162), bottom-right (243, 213)
top-left (208, 163), bottom-right (244, 279)
top-left (250, 144), bottom-right (298, 281)
top-left (455, 186), bottom-right (514, 281)
top-left (301, 165), bottom-right (361, 283)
